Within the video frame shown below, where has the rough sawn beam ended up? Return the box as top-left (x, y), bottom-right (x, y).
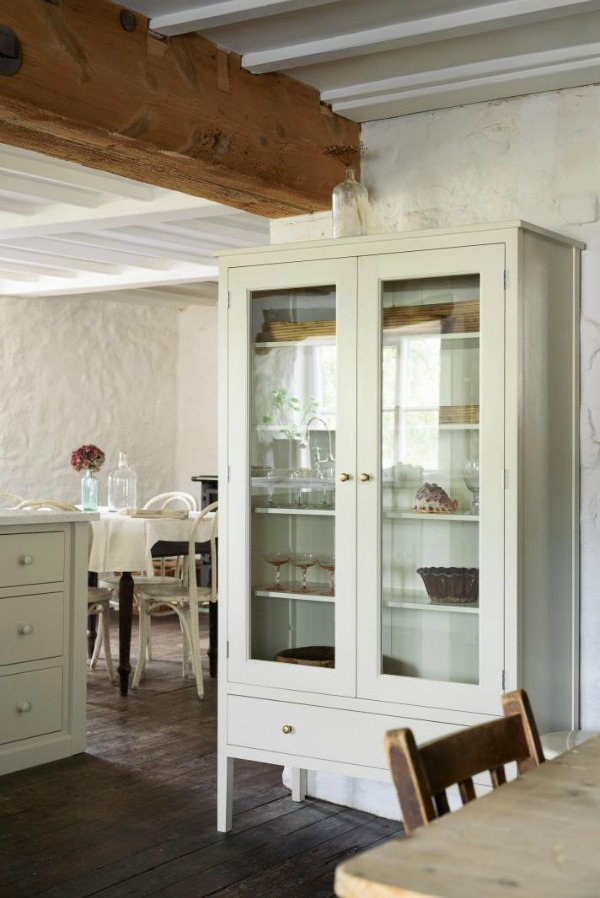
top-left (0, 0), bottom-right (361, 218)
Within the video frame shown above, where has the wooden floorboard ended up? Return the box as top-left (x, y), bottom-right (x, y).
top-left (0, 613), bottom-right (404, 898)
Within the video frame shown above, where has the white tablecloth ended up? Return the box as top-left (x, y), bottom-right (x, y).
top-left (88, 510), bottom-right (215, 574)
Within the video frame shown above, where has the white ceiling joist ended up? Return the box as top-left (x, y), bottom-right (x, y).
top-left (149, 0), bottom-right (342, 34)
top-left (0, 148), bottom-right (156, 202)
top-left (242, 0), bottom-right (600, 72)
top-left (320, 40), bottom-right (600, 105)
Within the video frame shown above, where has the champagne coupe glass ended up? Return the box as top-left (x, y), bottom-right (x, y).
top-left (263, 551), bottom-right (290, 590)
top-left (290, 553), bottom-right (316, 593)
top-left (317, 555), bottom-right (335, 595)
top-left (464, 459), bottom-right (480, 515)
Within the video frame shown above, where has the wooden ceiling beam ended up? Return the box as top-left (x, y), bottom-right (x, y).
top-left (0, 0), bottom-right (360, 218)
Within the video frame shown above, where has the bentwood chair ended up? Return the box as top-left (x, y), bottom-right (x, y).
top-left (132, 501), bottom-right (217, 699)
top-left (385, 689), bottom-right (545, 833)
top-left (15, 499), bottom-right (116, 683)
top-left (144, 491), bottom-right (199, 579)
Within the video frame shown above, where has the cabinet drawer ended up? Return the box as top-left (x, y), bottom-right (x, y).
top-left (0, 667), bottom-right (63, 745)
top-left (227, 696), bottom-right (461, 770)
top-left (0, 532), bottom-right (65, 588)
top-left (0, 592), bottom-right (64, 664)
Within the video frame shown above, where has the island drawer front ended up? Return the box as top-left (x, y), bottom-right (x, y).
top-left (0, 532), bottom-right (65, 588)
top-left (227, 696), bottom-right (460, 769)
top-left (0, 667), bottom-right (63, 745)
top-left (0, 592), bottom-right (64, 665)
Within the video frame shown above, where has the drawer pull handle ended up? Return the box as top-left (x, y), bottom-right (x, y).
top-left (19, 555), bottom-right (34, 566)
top-left (18, 624), bottom-right (33, 636)
top-left (17, 702), bottom-right (32, 713)
top-left (339, 473), bottom-right (350, 483)
top-left (282, 724), bottom-right (293, 735)
top-left (359, 473), bottom-right (370, 482)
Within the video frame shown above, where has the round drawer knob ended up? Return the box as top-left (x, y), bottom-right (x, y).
top-left (339, 473), bottom-right (350, 482)
top-left (18, 624), bottom-right (33, 636)
top-left (16, 702), bottom-right (32, 713)
top-left (359, 473), bottom-right (370, 482)
top-left (19, 555), bottom-right (34, 566)
top-left (282, 724), bottom-right (293, 735)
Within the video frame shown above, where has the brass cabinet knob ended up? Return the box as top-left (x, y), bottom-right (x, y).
top-left (282, 724), bottom-right (293, 734)
top-left (339, 473), bottom-right (350, 482)
top-left (359, 473), bottom-right (370, 482)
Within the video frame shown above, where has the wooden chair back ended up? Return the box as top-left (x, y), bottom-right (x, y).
top-left (385, 689), bottom-right (545, 833)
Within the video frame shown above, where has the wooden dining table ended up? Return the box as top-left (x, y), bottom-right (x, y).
top-left (88, 509), bottom-right (216, 696)
top-left (334, 733), bottom-right (600, 898)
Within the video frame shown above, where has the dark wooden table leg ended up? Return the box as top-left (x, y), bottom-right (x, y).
top-left (87, 571), bottom-right (98, 658)
top-left (118, 571), bottom-right (134, 696)
top-left (208, 600), bottom-right (218, 678)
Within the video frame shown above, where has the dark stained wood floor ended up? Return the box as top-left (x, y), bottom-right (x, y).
top-left (0, 612), bottom-right (404, 898)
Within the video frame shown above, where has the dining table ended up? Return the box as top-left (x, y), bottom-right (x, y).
top-left (334, 733), bottom-right (600, 898)
top-left (88, 508), bottom-right (217, 696)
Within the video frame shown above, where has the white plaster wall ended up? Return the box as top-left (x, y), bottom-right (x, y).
top-left (271, 81), bottom-right (600, 815)
top-left (176, 303), bottom-right (218, 493)
top-left (0, 294), bottom-right (209, 509)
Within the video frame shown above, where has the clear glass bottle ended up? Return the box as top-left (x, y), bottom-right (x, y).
top-left (332, 167), bottom-right (369, 238)
top-left (107, 451), bottom-right (137, 511)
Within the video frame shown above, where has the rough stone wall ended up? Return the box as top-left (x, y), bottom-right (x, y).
top-left (0, 294), bottom-right (184, 507)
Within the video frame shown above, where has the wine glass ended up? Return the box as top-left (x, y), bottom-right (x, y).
top-left (317, 555), bottom-right (335, 595)
top-left (263, 551), bottom-right (290, 590)
top-left (464, 459), bottom-right (480, 515)
top-left (290, 553), bottom-right (316, 592)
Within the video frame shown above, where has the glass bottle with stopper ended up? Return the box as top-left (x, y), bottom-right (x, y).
top-left (108, 451), bottom-right (137, 511)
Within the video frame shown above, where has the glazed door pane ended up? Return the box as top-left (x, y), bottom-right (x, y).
top-left (226, 259), bottom-right (357, 696)
top-left (250, 286), bottom-right (337, 667)
top-left (380, 275), bottom-right (481, 684)
top-left (356, 245), bottom-right (505, 713)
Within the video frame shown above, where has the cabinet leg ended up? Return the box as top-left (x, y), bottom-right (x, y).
top-left (217, 755), bottom-right (234, 832)
top-left (291, 767), bottom-right (307, 802)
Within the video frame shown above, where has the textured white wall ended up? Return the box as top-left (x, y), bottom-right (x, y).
top-left (0, 294), bottom-right (211, 509)
top-left (176, 303), bottom-right (218, 488)
top-left (271, 82), bottom-right (600, 815)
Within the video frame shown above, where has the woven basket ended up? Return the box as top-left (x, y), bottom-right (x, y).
top-left (275, 646), bottom-right (335, 667)
top-left (417, 567), bottom-right (479, 604)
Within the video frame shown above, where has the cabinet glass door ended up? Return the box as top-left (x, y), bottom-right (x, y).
top-left (356, 246), bottom-right (505, 714)
top-left (227, 260), bottom-right (356, 694)
top-left (380, 275), bottom-right (481, 685)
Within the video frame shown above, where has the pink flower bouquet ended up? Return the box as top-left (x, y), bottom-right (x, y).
top-left (70, 444), bottom-right (105, 473)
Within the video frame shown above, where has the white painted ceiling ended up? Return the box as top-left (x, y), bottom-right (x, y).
top-left (0, 144), bottom-right (270, 301)
top-left (118, 0), bottom-right (600, 123)
top-left (8, 0), bottom-right (600, 300)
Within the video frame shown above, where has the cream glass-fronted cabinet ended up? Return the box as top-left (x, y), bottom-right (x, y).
top-left (217, 222), bottom-right (582, 831)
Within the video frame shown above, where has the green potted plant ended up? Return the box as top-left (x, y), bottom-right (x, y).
top-left (262, 388), bottom-right (318, 469)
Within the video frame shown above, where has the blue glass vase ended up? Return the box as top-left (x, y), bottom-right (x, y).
top-left (81, 469), bottom-right (99, 512)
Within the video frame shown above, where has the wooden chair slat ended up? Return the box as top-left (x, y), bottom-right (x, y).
top-left (385, 689), bottom-right (544, 833)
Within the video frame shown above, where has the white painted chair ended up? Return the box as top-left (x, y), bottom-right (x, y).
top-left (15, 499), bottom-right (116, 683)
top-left (144, 491), bottom-right (199, 580)
top-left (132, 501), bottom-right (217, 699)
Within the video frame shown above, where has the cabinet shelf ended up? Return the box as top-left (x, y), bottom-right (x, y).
top-left (254, 585), bottom-right (336, 603)
top-left (384, 510), bottom-right (479, 522)
top-left (254, 505), bottom-right (335, 516)
top-left (383, 331), bottom-right (480, 344)
top-left (383, 590), bottom-right (479, 613)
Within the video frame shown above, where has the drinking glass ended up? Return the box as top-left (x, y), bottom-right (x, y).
top-left (290, 553), bottom-right (316, 592)
top-left (317, 555), bottom-right (335, 595)
top-left (263, 551), bottom-right (290, 590)
top-left (464, 459), bottom-right (480, 515)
